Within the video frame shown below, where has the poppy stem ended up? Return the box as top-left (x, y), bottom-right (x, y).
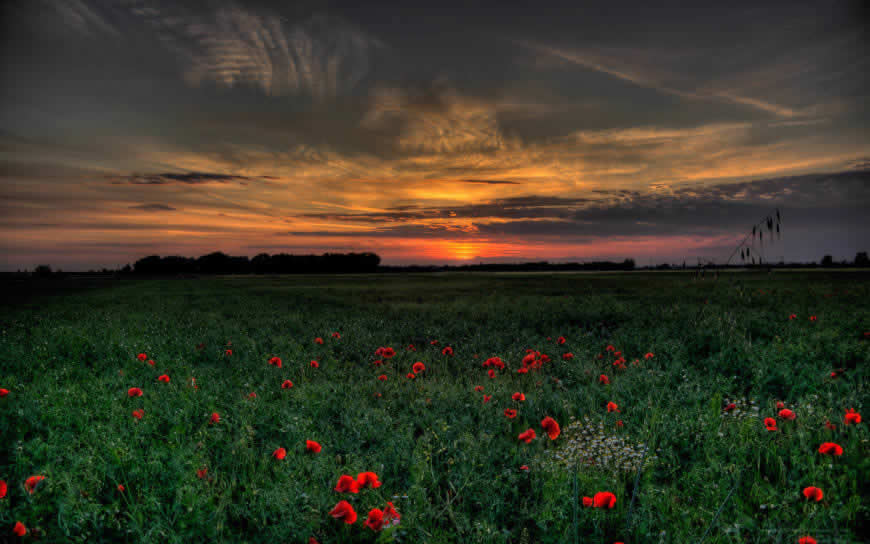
top-left (696, 467), bottom-right (745, 544)
top-left (572, 463), bottom-right (579, 544)
top-left (624, 433), bottom-right (651, 532)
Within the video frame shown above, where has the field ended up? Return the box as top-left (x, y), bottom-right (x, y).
top-left (0, 271), bottom-right (867, 543)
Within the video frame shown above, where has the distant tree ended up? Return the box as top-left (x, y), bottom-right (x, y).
top-left (855, 251), bottom-right (869, 267)
top-left (33, 264), bottom-right (52, 277)
top-left (821, 255), bottom-right (834, 267)
top-left (121, 264), bottom-right (132, 274)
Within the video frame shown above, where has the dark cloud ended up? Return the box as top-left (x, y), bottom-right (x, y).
top-left (109, 172), bottom-right (258, 185)
top-left (289, 170), bottom-right (870, 242)
top-left (128, 203), bottom-right (176, 211)
top-left (301, 195), bottom-right (593, 223)
top-left (460, 179), bottom-right (522, 185)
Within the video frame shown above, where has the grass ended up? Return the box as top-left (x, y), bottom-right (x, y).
top-left (0, 271), bottom-right (867, 543)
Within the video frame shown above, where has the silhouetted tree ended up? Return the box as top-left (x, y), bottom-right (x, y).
top-left (33, 264), bottom-right (52, 278)
top-left (855, 251), bottom-right (869, 267)
top-left (821, 255), bottom-right (834, 267)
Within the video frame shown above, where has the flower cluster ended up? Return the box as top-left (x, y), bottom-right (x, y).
top-left (544, 416), bottom-right (655, 473)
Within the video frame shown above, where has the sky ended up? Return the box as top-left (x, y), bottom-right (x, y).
top-left (1, 0), bottom-right (868, 270)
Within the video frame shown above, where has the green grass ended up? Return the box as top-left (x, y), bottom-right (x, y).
top-left (1, 271), bottom-right (868, 543)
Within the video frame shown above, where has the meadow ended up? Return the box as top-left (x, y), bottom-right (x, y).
top-left (0, 271), bottom-right (867, 543)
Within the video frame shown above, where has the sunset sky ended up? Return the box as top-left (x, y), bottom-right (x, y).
top-left (2, 0), bottom-right (868, 270)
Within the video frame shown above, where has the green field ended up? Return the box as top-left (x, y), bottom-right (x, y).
top-left (1, 272), bottom-right (867, 543)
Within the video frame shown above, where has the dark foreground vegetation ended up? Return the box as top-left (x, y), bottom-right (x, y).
top-left (0, 271), bottom-right (868, 543)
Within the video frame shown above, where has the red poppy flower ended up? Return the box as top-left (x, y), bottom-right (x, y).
top-left (512, 392), bottom-right (526, 402)
top-left (335, 475), bottom-right (360, 493)
top-left (582, 496), bottom-right (593, 507)
top-left (802, 486), bottom-right (823, 501)
top-left (789, 313), bottom-right (797, 320)
top-left (562, 352), bottom-right (574, 360)
top-left (606, 401), bottom-right (620, 413)
top-left (282, 380), bottom-right (293, 389)
top-left (372, 359), bottom-right (383, 367)
top-left (412, 362), bottom-right (425, 373)
top-left (778, 409), bottom-right (796, 420)
top-left (483, 395), bottom-right (491, 403)
top-left (488, 369), bottom-right (497, 379)
top-left (606, 345), bottom-right (615, 352)
top-left (430, 340), bottom-right (439, 345)
top-left (518, 429), bottom-right (536, 443)
top-left (13, 522), bottom-right (26, 537)
top-left (329, 500), bottom-right (357, 524)
top-left (599, 374), bottom-right (610, 385)
top-left (407, 344), bottom-right (416, 351)
top-left (0, 480), bottom-right (7, 499)
top-left (483, 357), bottom-right (505, 369)
top-left (844, 408), bottom-right (861, 425)
top-left (146, 359), bottom-right (155, 366)
top-left (209, 412), bottom-right (220, 424)
top-left (776, 401), bottom-right (784, 410)
top-left (764, 417), bottom-right (777, 431)
top-left (114, 483), bottom-right (124, 493)
top-left (379, 347), bottom-right (396, 358)
top-left (24, 475), bottom-right (45, 494)
top-left (517, 367), bottom-right (529, 374)
top-left (474, 385), bottom-right (484, 392)
top-left (157, 374), bottom-right (170, 383)
top-left (357, 472), bottom-right (382, 489)
top-left (127, 387), bottom-right (143, 397)
top-left (825, 420), bottom-right (837, 430)
top-left (315, 337), bottom-right (324, 345)
top-left (383, 501), bottom-right (401, 526)
top-left (644, 352), bottom-right (655, 359)
top-left (809, 315), bottom-right (817, 322)
top-left (557, 336), bottom-right (566, 345)
top-left (248, 392), bottom-right (257, 398)
top-left (306, 440), bottom-right (322, 453)
top-left (364, 508), bottom-right (384, 531)
top-left (406, 372), bottom-right (415, 379)
top-left (442, 346), bottom-right (453, 356)
top-left (614, 351), bottom-right (621, 357)
top-left (132, 409), bottom-right (144, 420)
top-left (541, 416), bottom-right (560, 440)
top-left (616, 420), bottom-right (624, 428)
top-left (309, 538), bottom-right (319, 544)
top-left (593, 491), bottom-right (617, 508)
top-left (504, 408), bottom-right (517, 419)
top-left (522, 353), bottom-right (537, 366)
top-left (723, 403), bottom-right (736, 412)
top-left (137, 353), bottom-right (147, 361)
top-left (196, 467), bottom-right (208, 480)
top-left (268, 356), bottom-right (282, 368)
top-left (377, 374), bottom-right (387, 382)
top-left (818, 442), bottom-right (843, 456)
top-left (272, 447), bottom-right (286, 460)
top-left (798, 536), bottom-right (818, 544)
top-left (308, 360), bottom-right (318, 368)
top-left (332, 332), bottom-right (341, 338)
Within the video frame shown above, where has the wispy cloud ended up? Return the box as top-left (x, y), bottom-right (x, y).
top-left (518, 41), bottom-right (800, 118)
top-left (52, 0), bottom-right (120, 38)
top-left (131, 5), bottom-right (386, 99)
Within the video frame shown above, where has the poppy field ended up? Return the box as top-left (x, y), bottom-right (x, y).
top-left (0, 271), bottom-right (867, 543)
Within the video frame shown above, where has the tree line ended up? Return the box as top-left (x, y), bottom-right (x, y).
top-left (132, 252), bottom-right (382, 275)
